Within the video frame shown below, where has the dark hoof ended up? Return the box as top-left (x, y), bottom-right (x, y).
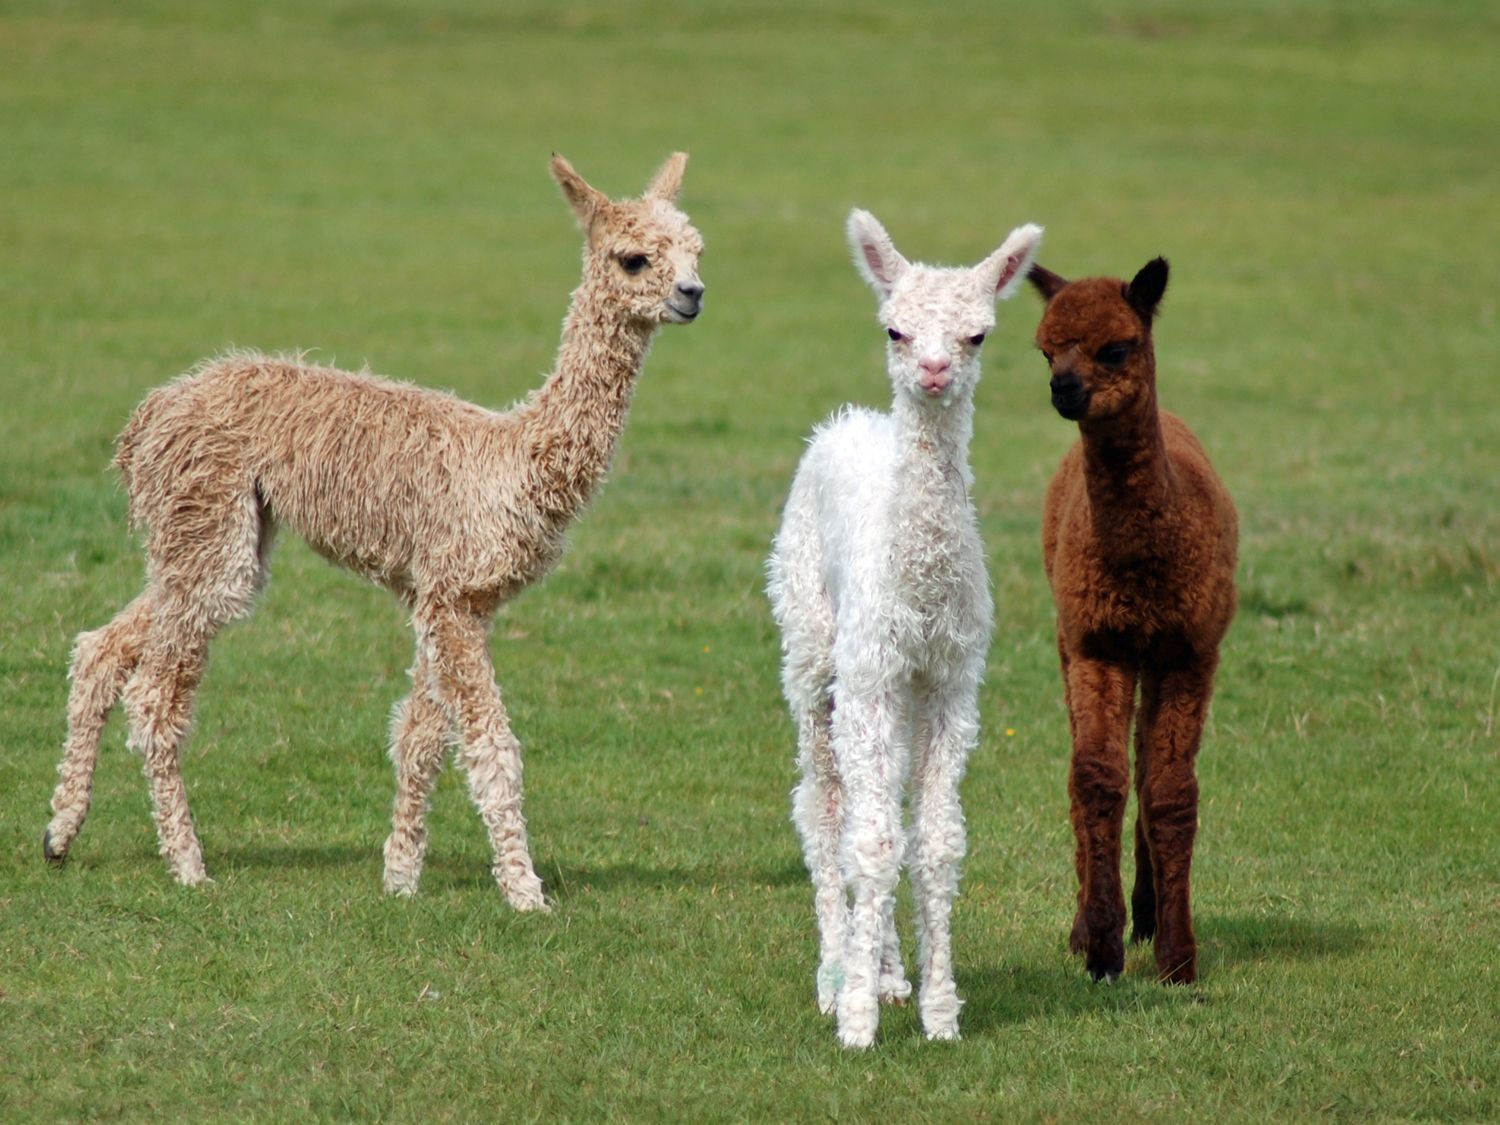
top-left (43, 830), bottom-right (66, 867)
top-left (1130, 920), bottom-right (1156, 945)
top-left (1088, 965), bottom-right (1123, 983)
top-left (1157, 955), bottom-right (1197, 985)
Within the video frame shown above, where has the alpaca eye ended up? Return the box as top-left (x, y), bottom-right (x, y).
top-left (968, 333), bottom-right (987, 347)
top-left (1096, 342), bottom-right (1131, 366)
top-left (620, 254), bottom-right (650, 275)
top-left (886, 327), bottom-right (905, 343)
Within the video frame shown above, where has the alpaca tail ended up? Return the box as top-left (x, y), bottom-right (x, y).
top-left (44, 594), bottom-right (153, 864)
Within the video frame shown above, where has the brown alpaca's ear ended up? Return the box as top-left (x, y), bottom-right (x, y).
top-left (644, 152), bottom-right (688, 202)
top-left (1028, 263), bottom-right (1069, 301)
top-left (1126, 257), bottom-right (1170, 323)
top-left (551, 153), bottom-right (610, 230)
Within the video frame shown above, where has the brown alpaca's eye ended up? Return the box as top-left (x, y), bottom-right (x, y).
top-left (968, 333), bottom-right (987, 347)
top-left (1096, 342), bottom-right (1131, 366)
top-left (620, 254), bottom-right (650, 275)
top-left (887, 327), bottom-right (905, 342)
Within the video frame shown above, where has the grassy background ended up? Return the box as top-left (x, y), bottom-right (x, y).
top-left (2, 0), bottom-right (1497, 1119)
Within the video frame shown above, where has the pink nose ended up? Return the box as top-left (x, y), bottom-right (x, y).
top-left (919, 358), bottom-right (952, 391)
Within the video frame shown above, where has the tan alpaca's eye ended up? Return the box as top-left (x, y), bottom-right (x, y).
top-left (887, 327), bottom-right (905, 342)
top-left (1095, 342), bottom-right (1131, 366)
top-left (620, 254), bottom-right (650, 275)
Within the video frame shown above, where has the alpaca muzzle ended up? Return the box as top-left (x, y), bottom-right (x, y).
top-left (667, 279), bottom-right (704, 323)
top-left (1050, 373), bottom-right (1090, 420)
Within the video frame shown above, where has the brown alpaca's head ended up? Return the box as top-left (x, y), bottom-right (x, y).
top-left (551, 152), bottom-right (705, 326)
top-left (1028, 257), bottom-right (1168, 422)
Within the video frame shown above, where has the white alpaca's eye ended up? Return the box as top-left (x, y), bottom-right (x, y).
top-left (968, 333), bottom-right (986, 347)
top-left (886, 327), bottom-right (905, 343)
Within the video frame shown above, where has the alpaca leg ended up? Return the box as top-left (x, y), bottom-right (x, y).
top-left (121, 603), bottom-right (217, 885)
top-left (1139, 658), bottom-right (1216, 984)
top-left (908, 682), bottom-right (976, 1040)
top-left (877, 894), bottom-right (911, 1005)
top-left (790, 694), bottom-right (846, 1015)
top-left (421, 606), bottom-right (547, 912)
top-left (44, 594), bottom-right (154, 864)
top-left (382, 652), bottom-right (453, 896)
top-left (832, 684), bottom-right (906, 1049)
top-left (1130, 670), bottom-right (1161, 945)
top-left (1055, 629), bottom-right (1090, 955)
top-left (1065, 654), bottom-right (1137, 981)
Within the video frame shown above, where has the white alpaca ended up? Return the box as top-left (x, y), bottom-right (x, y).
top-left (768, 210), bottom-right (1041, 1048)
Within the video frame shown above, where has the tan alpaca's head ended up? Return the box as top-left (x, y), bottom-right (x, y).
top-left (551, 152), bottom-right (705, 326)
top-left (1028, 258), bottom-right (1169, 422)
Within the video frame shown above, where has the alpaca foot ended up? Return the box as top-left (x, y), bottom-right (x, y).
top-left (1084, 929), bottom-right (1125, 982)
top-left (501, 871), bottom-right (550, 913)
top-left (919, 982), bottom-right (962, 1041)
top-left (382, 834), bottom-right (425, 897)
top-left (836, 980), bottom-right (879, 1050)
top-left (879, 972), bottom-right (912, 1006)
top-left (1130, 917), bottom-right (1156, 944)
top-left (1156, 946), bottom-right (1196, 985)
top-left (42, 829), bottom-right (67, 867)
top-left (816, 963), bottom-right (843, 1016)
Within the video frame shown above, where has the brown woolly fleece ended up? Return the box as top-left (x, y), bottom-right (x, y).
top-left (44, 153), bottom-right (705, 910)
top-left (1029, 258), bottom-right (1237, 984)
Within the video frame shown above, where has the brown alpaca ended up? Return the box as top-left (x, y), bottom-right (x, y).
top-left (43, 153), bottom-right (705, 910)
top-left (1028, 257), bottom-right (1237, 983)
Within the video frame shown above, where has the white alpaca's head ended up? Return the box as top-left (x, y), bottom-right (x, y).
top-left (847, 210), bottom-right (1042, 406)
top-left (553, 152), bottom-right (706, 326)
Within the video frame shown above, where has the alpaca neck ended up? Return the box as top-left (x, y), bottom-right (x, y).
top-left (889, 392), bottom-right (977, 524)
top-left (1078, 374), bottom-right (1174, 556)
top-left (515, 285), bottom-right (656, 522)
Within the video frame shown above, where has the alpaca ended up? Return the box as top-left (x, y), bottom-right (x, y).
top-left (1028, 256), bottom-right (1237, 983)
top-left (43, 152), bottom-right (705, 909)
top-left (768, 210), bottom-right (1042, 1047)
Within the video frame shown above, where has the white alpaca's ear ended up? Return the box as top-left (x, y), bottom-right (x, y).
top-left (551, 153), bottom-right (610, 230)
top-left (976, 222), bottom-right (1044, 302)
top-left (645, 152), bottom-right (688, 202)
top-left (847, 209), bottom-right (909, 298)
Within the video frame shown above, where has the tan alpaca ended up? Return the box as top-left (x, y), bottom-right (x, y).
top-left (44, 153), bottom-right (705, 910)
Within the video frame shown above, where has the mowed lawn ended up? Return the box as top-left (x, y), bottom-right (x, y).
top-left (2, 1), bottom-right (1496, 1119)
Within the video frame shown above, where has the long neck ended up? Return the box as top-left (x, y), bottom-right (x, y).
top-left (889, 391), bottom-right (977, 508)
top-left (1078, 369), bottom-right (1173, 556)
top-left (514, 283), bottom-right (656, 522)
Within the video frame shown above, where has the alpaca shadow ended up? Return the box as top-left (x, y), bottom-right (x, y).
top-left (532, 857), bottom-right (807, 903)
top-left (211, 842), bottom-right (375, 875)
top-left (959, 911), bottom-right (1364, 1036)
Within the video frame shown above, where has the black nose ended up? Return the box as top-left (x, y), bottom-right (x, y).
top-left (1050, 373), bottom-right (1081, 396)
top-left (1050, 372), bottom-right (1090, 420)
top-left (675, 281), bottom-right (704, 303)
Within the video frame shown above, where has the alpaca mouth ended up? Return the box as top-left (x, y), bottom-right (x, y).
top-left (1052, 392), bottom-right (1090, 420)
top-left (666, 300), bottom-right (701, 323)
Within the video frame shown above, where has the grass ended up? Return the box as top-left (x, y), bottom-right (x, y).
top-left (2, 0), bottom-right (1497, 1119)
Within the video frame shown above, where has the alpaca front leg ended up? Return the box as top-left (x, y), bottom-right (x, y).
top-left (908, 689), bottom-right (976, 1041)
top-left (423, 608), bottom-right (547, 912)
top-left (1138, 660), bottom-right (1215, 984)
top-left (382, 671), bottom-right (452, 896)
top-left (1064, 655), bottom-right (1136, 981)
top-left (45, 595), bottom-right (152, 865)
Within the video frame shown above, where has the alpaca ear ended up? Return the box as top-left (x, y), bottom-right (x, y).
top-left (551, 153), bottom-right (610, 229)
top-left (644, 152), bottom-right (688, 202)
top-left (846, 209), bottom-right (909, 298)
top-left (1028, 263), bottom-right (1070, 302)
top-left (977, 223), bottom-right (1044, 302)
top-left (1126, 257), bottom-right (1170, 322)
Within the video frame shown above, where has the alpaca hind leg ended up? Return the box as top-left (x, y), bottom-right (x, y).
top-left (1130, 670), bottom-right (1160, 945)
top-left (877, 894), bottom-right (910, 1005)
top-left (422, 606), bottom-right (547, 912)
top-left (45, 594), bottom-right (154, 863)
top-left (908, 683), bottom-right (976, 1040)
top-left (790, 695), bottom-right (846, 1015)
top-left (382, 652), bottom-right (452, 896)
top-left (1065, 656), bottom-right (1136, 981)
top-left (1139, 659), bottom-right (1215, 984)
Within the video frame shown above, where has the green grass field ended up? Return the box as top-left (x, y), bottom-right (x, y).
top-left (3, 1), bottom-right (1497, 1119)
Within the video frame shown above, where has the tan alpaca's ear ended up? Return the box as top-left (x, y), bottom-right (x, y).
top-left (846, 209), bottom-right (909, 299)
top-left (1028, 263), bottom-right (1070, 302)
top-left (551, 153), bottom-right (610, 230)
top-left (979, 223), bottom-right (1044, 301)
top-left (645, 152), bottom-right (689, 202)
